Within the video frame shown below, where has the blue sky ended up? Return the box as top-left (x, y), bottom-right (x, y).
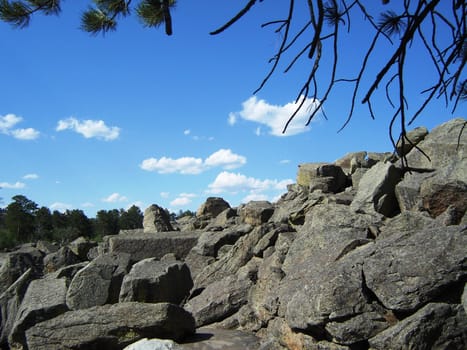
top-left (0, 1), bottom-right (464, 217)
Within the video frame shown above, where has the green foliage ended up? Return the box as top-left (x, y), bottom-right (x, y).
top-left (81, 7), bottom-right (117, 34)
top-left (176, 209), bottom-right (195, 219)
top-left (50, 226), bottom-right (81, 245)
top-left (35, 206), bottom-right (53, 240)
top-left (95, 209), bottom-right (120, 236)
top-left (0, 0), bottom-right (60, 27)
top-left (4, 195), bottom-right (38, 242)
top-left (0, 227), bottom-right (18, 250)
top-left (119, 205), bottom-right (143, 230)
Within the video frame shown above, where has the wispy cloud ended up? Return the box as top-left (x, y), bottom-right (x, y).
top-left (170, 193), bottom-right (197, 207)
top-left (0, 114), bottom-right (40, 140)
top-left (207, 171), bottom-right (293, 195)
top-left (229, 96), bottom-right (320, 136)
top-left (23, 173), bottom-right (39, 180)
top-left (50, 202), bottom-right (73, 212)
top-left (102, 192), bottom-right (128, 203)
top-left (140, 148), bottom-right (246, 175)
top-left (0, 181), bottom-right (26, 189)
top-left (56, 117), bottom-right (120, 141)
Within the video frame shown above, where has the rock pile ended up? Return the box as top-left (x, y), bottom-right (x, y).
top-left (0, 118), bottom-right (465, 349)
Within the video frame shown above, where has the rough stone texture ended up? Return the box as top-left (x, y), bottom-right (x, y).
top-left (108, 230), bottom-right (201, 262)
top-left (43, 246), bottom-right (81, 274)
top-left (334, 151), bottom-right (367, 175)
top-left (350, 162), bottom-right (402, 217)
top-left (362, 224), bottom-right (467, 313)
top-left (0, 247), bottom-right (43, 295)
top-left (0, 268), bottom-right (33, 347)
top-left (124, 338), bottom-right (180, 350)
top-left (369, 303), bottom-right (467, 350)
top-left (238, 201), bottom-right (274, 226)
top-left (396, 126), bottom-right (429, 156)
top-left (144, 204), bottom-right (174, 232)
top-left (196, 197), bottom-right (231, 218)
top-left (269, 185), bottom-right (319, 225)
top-left (191, 224), bottom-right (252, 258)
top-left (394, 171), bottom-right (432, 212)
top-left (9, 276), bottom-right (68, 347)
top-left (185, 275), bottom-right (252, 327)
top-left (463, 283), bottom-right (467, 315)
top-left (25, 302), bottom-right (196, 350)
top-left (180, 327), bottom-right (260, 350)
top-left (68, 236), bottom-right (97, 261)
top-left (296, 163), bottom-right (348, 193)
top-left (119, 258), bottom-right (193, 305)
top-left (66, 252), bottom-right (131, 310)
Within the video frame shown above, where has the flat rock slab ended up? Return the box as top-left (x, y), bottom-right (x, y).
top-left (109, 231), bottom-right (202, 262)
top-left (180, 327), bottom-right (259, 350)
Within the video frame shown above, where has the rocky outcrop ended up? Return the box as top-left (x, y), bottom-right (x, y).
top-left (143, 204), bottom-right (174, 232)
top-left (0, 117), bottom-right (465, 350)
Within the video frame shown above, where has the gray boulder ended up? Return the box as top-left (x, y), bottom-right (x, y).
top-left (119, 258), bottom-right (193, 304)
top-left (369, 303), bottom-right (467, 349)
top-left (9, 276), bottom-right (68, 347)
top-left (124, 338), bottom-right (181, 350)
top-left (296, 163), bottom-right (348, 193)
top-left (396, 126), bottom-right (429, 156)
top-left (185, 275), bottom-right (252, 327)
top-left (0, 268), bottom-right (33, 346)
top-left (108, 230), bottom-right (200, 262)
top-left (25, 302), bottom-right (196, 350)
top-left (350, 162), bottom-right (402, 217)
top-left (43, 246), bottom-right (81, 274)
top-left (196, 197), bottom-right (231, 218)
top-left (68, 236), bottom-right (97, 261)
top-left (144, 204), bottom-right (174, 232)
top-left (239, 201), bottom-right (274, 226)
top-left (66, 252), bottom-right (131, 310)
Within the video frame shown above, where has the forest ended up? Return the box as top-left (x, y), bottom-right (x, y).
top-left (0, 195), bottom-right (194, 249)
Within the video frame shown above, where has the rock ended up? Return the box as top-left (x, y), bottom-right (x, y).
top-left (35, 241), bottom-right (59, 255)
top-left (185, 275), bottom-right (252, 327)
top-left (369, 303), bottom-right (467, 349)
top-left (239, 201), bottom-right (274, 225)
top-left (181, 327), bottom-right (260, 350)
top-left (0, 247), bottom-right (44, 295)
top-left (191, 223), bottom-right (252, 257)
top-left (25, 302), bottom-right (195, 350)
top-left (119, 258), bottom-right (193, 304)
top-left (43, 246), bottom-right (81, 274)
top-left (196, 197), bottom-right (231, 218)
top-left (68, 236), bottom-right (97, 261)
top-left (143, 204), bottom-right (174, 232)
top-left (396, 126), bottom-right (429, 156)
top-left (66, 252), bottom-right (131, 310)
top-left (362, 224), bottom-right (467, 313)
top-left (296, 163), bottom-right (348, 193)
top-left (9, 276), bottom-right (68, 347)
top-left (350, 162), bottom-right (402, 217)
top-left (394, 171), bottom-right (432, 212)
top-left (124, 338), bottom-right (181, 350)
top-left (108, 230), bottom-right (201, 262)
top-left (335, 151), bottom-right (367, 175)
top-left (0, 268), bottom-right (33, 346)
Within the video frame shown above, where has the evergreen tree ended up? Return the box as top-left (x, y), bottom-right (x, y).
top-left (4, 195), bottom-right (38, 242)
top-left (119, 205), bottom-right (143, 230)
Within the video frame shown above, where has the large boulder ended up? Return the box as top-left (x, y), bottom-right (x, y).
top-left (143, 204), bottom-right (174, 232)
top-left (119, 258), bottom-right (193, 304)
top-left (396, 126), bottom-right (429, 156)
top-left (25, 302), bottom-right (196, 350)
top-left (43, 246), bottom-right (81, 274)
top-left (369, 303), bottom-right (467, 349)
top-left (296, 163), bottom-right (348, 193)
top-left (350, 162), bottom-right (402, 217)
top-left (108, 230), bottom-right (201, 262)
top-left (68, 236), bottom-right (97, 261)
top-left (66, 253), bottom-right (131, 310)
top-left (9, 276), bottom-right (68, 347)
top-left (239, 201), bottom-right (274, 226)
top-left (196, 197), bottom-right (231, 218)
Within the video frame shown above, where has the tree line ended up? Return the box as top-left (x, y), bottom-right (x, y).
top-left (0, 195), bottom-right (144, 249)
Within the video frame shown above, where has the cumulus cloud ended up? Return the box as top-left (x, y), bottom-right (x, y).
top-left (0, 181), bottom-right (26, 189)
top-left (50, 202), bottom-right (73, 212)
top-left (0, 114), bottom-right (40, 140)
top-left (140, 148), bottom-right (246, 175)
top-left (230, 96), bottom-right (320, 136)
top-left (227, 113), bottom-right (237, 126)
top-left (183, 129), bottom-right (191, 135)
top-left (23, 173), bottom-right (39, 180)
top-left (102, 192), bottom-right (128, 203)
top-left (207, 171), bottom-right (293, 195)
top-left (56, 117), bottom-right (120, 141)
top-left (170, 193), bottom-right (197, 207)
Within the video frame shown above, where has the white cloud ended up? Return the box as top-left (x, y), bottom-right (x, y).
top-left (184, 129), bottom-right (191, 135)
top-left (204, 149), bottom-right (246, 170)
top-left (140, 156), bottom-right (204, 174)
top-left (279, 159), bottom-right (291, 164)
top-left (0, 181), bottom-right (26, 189)
top-left (140, 149), bottom-right (247, 175)
top-left (230, 95), bottom-right (320, 136)
top-left (228, 113), bottom-right (237, 126)
top-left (170, 193), bottom-right (197, 207)
top-left (242, 193), bottom-right (269, 203)
top-left (207, 171), bottom-right (293, 195)
top-left (50, 202), bottom-right (73, 212)
top-left (102, 192), bottom-right (128, 203)
top-left (56, 117), bottom-right (120, 141)
top-left (23, 173), bottom-right (39, 180)
top-left (160, 192), bottom-right (170, 198)
top-left (81, 202), bottom-right (95, 208)
top-left (0, 114), bottom-right (40, 140)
